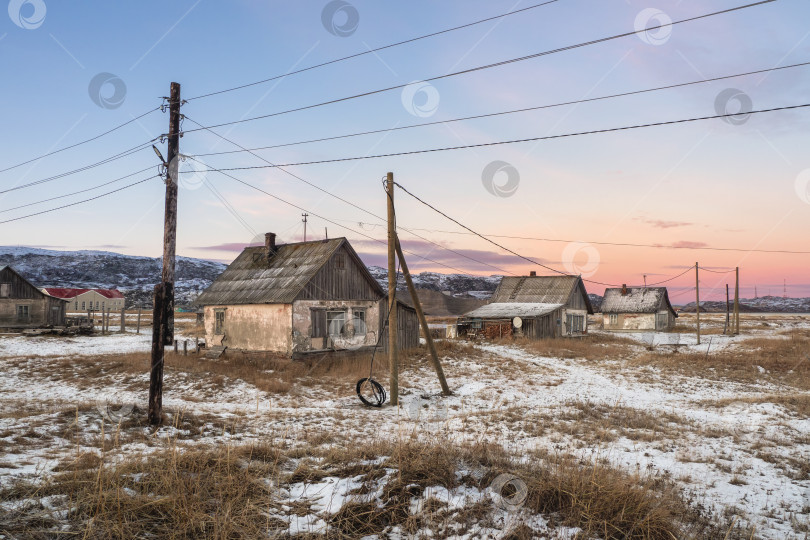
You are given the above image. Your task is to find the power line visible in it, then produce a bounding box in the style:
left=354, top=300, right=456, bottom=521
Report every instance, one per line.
left=186, top=0, right=561, bottom=102
left=191, top=158, right=486, bottom=275
left=0, top=142, right=155, bottom=195
left=0, top=165, right=157, bottom=215
left=698, top=266, right=736, bottom=274
left=0, top=176, right=160, bottom=225
left=183, top=116, right=515, bottom=276
left=392, top=180, right=621, bottom=287
left=192, top=60, right=810, bottom=158
left=394, top=227, right=810, bottom=255
left=0, top=107, right=161, bottom=175
left=184, top=103, right=810, bottom=173
left=182, top=1, right=773, bottom=134
left=646, top=267, right=695, bottom=286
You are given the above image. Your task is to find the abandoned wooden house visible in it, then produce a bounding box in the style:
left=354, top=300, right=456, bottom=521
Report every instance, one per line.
left=194, top=233, right=418, bottom=356
left=0, top=266, right=68, bottom=330
left=601, top=285, right=678, bottom=332
left=457, top=272, right=593, bottom=339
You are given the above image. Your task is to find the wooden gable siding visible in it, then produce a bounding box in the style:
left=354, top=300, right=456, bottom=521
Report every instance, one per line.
left=0, top=267, right=44, bottom=299
left=567, top=282, right=587, bottom=310
left=296, top=245, right=382, bottom=301
left=380, top=299, right=420, bottom=351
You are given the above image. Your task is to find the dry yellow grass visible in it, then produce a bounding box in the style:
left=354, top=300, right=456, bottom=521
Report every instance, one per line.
left=0, top=437, right=744, bottom=539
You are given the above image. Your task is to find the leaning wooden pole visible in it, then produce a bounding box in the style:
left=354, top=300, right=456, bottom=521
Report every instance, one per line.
left=695, top=262, right=701, bottom=346
left=734, top=266, right=740, bottom=335
left=386, top=172, right=399, bottom=406
left=394, top=236, right=451, bottom=396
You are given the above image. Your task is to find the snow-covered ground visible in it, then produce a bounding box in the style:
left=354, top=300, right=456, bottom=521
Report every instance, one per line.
left=0, top=318, right=808, bottom=538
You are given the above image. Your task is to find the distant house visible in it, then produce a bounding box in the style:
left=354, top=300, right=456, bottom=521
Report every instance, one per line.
left=42, top=288, right=125, bottom=313
left=601, top=285, right=678, bottom=332
left=194, top=233, right=418, bottom=356
left=458, top=272, right=593, bottom=339
left=0, top=266, right=67, bottom=329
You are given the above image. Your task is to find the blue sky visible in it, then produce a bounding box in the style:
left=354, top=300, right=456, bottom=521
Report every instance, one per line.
left=1, top=0, right=809, bottom=299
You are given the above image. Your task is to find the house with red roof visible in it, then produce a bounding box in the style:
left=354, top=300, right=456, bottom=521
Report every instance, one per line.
left=42, top=287, right=125, bottom=313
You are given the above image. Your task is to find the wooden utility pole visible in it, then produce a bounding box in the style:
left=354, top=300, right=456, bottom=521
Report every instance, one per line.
left=734, top=267, right=740, bottom=335
left=149, top=81, right=181, bottom=426
left=695, top=262, right=700, bottom=345
left=394, top=237, right=451, bottom=396
left=136, top=308, right=141, bottom=334
left=119, top=307, right=125, bottom=333
left=386, top=172, right=399, bottom=406
left=302, top=213, right=308, bottom=242
left=162, top=81, right=181, bottom=345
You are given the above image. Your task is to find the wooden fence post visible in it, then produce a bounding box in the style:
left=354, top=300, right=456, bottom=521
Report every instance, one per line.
left=120, top=307, right=126, bottom=333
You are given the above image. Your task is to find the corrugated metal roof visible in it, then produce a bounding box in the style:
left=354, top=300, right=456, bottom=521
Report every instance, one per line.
left=463, top=302, right=563, bottom=318
left=194, top=238, right=365, bottom=306
left=491, top=275, right=583, bottom=304
left=43, top=288, right=124, bottom=299
left=601, top=287, right=677, bottom=316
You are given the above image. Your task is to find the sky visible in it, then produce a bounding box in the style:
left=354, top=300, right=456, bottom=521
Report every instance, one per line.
left=0, top=0, right=809, bottom=300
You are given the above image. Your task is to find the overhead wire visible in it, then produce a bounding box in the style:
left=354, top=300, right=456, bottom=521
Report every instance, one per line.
left=0, top=175, right=161, bottom=225
left=184, top=103, right=810, bottom=173
left=187, top=0, right=561, bottom=102
left=192, top=60, right=810, bottom=158
left=0, top=165, right=157, bottom=215
left=182, top=115, right=515, bottom=276
left=0, top=142, right=156, bottom=195
left=185, top=154, right=480, bottom=275
left=0, top=107, right=161, bottom=175
left=182, top=0, right=775, bottom=134
left=392, top=228, right=810, bottom=255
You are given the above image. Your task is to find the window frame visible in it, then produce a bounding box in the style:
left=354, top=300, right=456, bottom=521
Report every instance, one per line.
left=214, top=310, right=226, bottom=335
left=16, top=305, right=30, bottom=320
left=326, top=310, right=347, bottom=337
left=0, top=283, right=10, bottom=298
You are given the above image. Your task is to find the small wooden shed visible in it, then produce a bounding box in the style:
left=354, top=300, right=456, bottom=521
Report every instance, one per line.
left=601, top=285, right=678, bottom=332
left=0, top=266, right=67, bottom=329
left=457, top=274, right=593, bottom=339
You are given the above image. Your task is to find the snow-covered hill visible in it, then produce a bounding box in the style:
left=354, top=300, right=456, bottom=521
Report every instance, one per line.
left=367, top=266, right=502, bottom=298
left=0, top=246, right=225, bottom=308
left=681, top=296, right=810, bottom=313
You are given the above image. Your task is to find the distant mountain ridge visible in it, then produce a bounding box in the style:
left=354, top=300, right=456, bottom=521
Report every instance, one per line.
left=2, top=247, right=806, bottom=313
left=0, top=246, right=225, bottom=307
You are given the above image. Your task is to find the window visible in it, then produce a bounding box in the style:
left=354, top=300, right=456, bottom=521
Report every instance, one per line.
left=95, top=301, right=99, bottom=310
left=311, top=309, right=326, bottom=338
left=0, top=283, right=9, bottom=298
left=347, top=309, right=366, bottom=337
left=81, top=301, right=86, bottom=310
left=334, top=254, right=345, bottom=270
left=656, top=312, right=669, bottom=329
left=74, top=301, right=79, bottom=310
left=215, top=310, right=225, bottom=334
left=102, top=301, right=105, bottom=311
left=16, top=305, right=30, bottom=320
left=609, top=313, right=618, bottom=325
left=566, top=314, right=585, bottom=334
left=326, top=310, right=346, bottom=337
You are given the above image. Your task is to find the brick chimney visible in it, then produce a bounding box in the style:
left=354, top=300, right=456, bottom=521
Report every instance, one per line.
left=621, top=283, right=628, bottom=296
left=265, top=232, right=277, bottom=259
left=529, top=270, right=537, bottom=277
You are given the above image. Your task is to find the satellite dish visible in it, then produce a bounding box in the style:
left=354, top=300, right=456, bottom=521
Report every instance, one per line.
left=512, top=316, right=523, bottom=329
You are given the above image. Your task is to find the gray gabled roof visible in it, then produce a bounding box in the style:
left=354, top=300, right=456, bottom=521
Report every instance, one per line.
left=601, top=287, right=677, bottom=317
left=490, top=275, right=593, bottom=314
left=194, top=237, right=382, bottom=306
left=463, top=302, right=563, bottom=319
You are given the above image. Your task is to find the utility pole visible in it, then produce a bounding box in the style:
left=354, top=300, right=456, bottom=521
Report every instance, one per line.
left=149, top=81, right=181, bottom=426
left=394, top=236, right=451, bottom=396
left=695, top=262, right=700, bottom=346
left=734, top=267, right=740, bottom=335
left=386, top=172, right=399, bottom=406
left=302, top=213, right=308, bottom=242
